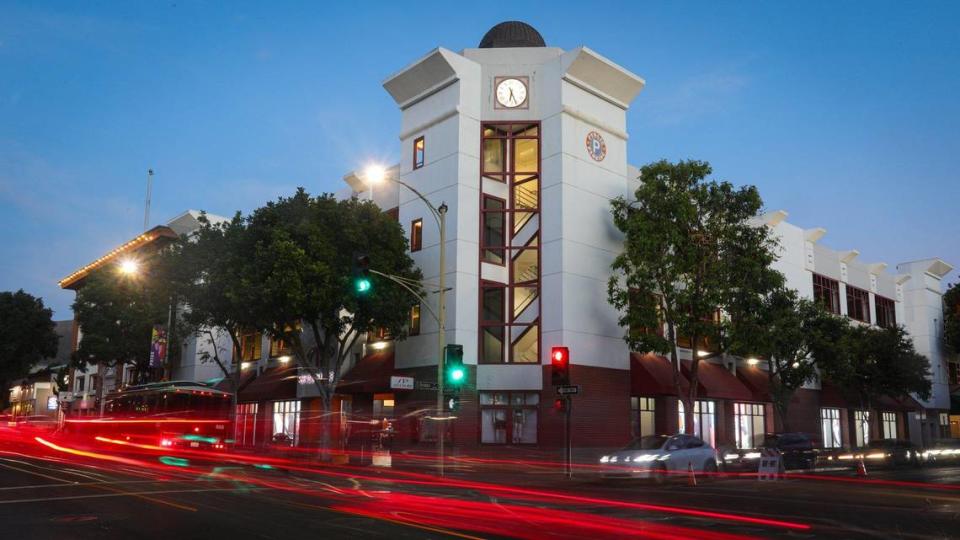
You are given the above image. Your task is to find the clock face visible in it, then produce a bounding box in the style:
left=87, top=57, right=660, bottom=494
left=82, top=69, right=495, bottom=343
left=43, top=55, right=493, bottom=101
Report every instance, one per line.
left=495, top=78, right=528, bottom=108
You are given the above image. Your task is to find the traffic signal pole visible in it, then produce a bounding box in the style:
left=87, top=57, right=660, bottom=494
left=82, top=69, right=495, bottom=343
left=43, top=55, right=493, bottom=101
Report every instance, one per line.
left=436, top=204, right=447, bottom=478
left=565, top=396, right=572, bottom=478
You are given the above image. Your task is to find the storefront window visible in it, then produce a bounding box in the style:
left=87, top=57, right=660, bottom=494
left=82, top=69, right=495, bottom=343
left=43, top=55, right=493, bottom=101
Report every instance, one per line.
left=480, top=391, right=538, bottom=444
left=236, top=403, right=258, bottom=446
left=855, top=410, right=870, bottom=447
left=734, top=402, right=765, bottom=449
left=941, top=412, right=951, bottom=439
left=678, top=399, right=715, bottom=447
left=272, top=400, right=300, bottom=446
left=631, top=397, right=656, bottom=438
left=373, top=393, right=395, bottom=419
left=881, top=411, right=898, bottom=440
left=820, top=407, right=842, bottom=448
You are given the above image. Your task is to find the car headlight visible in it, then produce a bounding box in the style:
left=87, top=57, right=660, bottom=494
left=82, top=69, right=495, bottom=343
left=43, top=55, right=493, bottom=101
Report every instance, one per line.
left=609, top=456, right=618, bottom=463
left=600, top=455, right=609, bottom=463
left=743, top=452, right=762, bottom=460
left=633, top=454, right=658, bottom=462
left=723, top=453, right=740, bottom=461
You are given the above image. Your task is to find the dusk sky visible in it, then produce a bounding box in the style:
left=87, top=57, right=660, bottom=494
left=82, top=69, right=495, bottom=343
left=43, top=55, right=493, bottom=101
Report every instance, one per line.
left=1, top=1, right=957, bottom=319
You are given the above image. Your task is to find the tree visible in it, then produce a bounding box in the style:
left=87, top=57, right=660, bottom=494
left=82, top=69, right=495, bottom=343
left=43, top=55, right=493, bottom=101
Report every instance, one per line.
left=0, top=290, right=59, bottom=409
left=608, top=159, right=783, bottom=433
left=72, top=268, right=169, bottom=385
left=164, top=212, right=262, bottom=420
left=817, top=323, right=931, bottom=410
left=736, top=288, right=843, bottom=431
left=244, top=189, right=421, bottom=456
left=944, top=282, right=960, bottom=355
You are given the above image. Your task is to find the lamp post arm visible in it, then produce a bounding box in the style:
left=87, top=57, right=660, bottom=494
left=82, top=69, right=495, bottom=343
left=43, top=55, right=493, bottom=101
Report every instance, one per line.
left=392, top=177, right=442, bottom=230
left=369, top=269, right=440, bottom=325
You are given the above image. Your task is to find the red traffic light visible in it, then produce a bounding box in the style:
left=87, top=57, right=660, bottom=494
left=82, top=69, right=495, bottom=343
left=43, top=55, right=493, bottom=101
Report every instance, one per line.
left=551, top=346, right=568, bottom=365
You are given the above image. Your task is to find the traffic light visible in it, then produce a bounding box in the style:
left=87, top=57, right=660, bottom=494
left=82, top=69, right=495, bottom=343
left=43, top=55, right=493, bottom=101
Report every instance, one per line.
left=444, top=344, right=465, bottom=388
left=353, top=254, right=371, bottom=294
left=553, top=398, right=567, bottom=412
left=551, top=346, right=570, bottom=386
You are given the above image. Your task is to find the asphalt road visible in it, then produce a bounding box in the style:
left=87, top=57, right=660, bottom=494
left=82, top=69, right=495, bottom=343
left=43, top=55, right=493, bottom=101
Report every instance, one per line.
left=2, top=433, right=959, bottom=540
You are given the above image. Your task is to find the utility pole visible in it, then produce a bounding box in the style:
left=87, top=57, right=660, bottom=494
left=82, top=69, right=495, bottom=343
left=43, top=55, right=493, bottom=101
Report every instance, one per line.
left=144, top=169, right=154, bottom=231
left=436, top=202, right=448, bottom=478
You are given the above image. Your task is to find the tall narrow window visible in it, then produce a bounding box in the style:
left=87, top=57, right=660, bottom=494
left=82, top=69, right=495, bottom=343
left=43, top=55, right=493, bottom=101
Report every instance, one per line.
left=678, top=400, right=716, bottom=447
left=631, top=397, right=656, bottom=438
left=236, top=403, right=258, bottom=446
left=846, top=285, right=870, bottom=323
left=410, top=219, right=423, bottom=252
left=413, top=136, right=425, bottom=170
left=881, top=412, right=898, bottom=439
left=820, top=408, right=842, bottom=448
left=480, top=282, right=506, bottom=364
left=409, top=304, right=421, bottom=336
left=813, top=274, right=841, bottom=314
left=875, top=295, right=896, bottom=328
left=272, top=400, right=300, bottom=446
left=734, top=402, right=766, bottom=449
left=854, top=410, right=870, bottom=447
left=481, top=196, right=505, bottom=264
left=240, top=330, right=262, bottom=362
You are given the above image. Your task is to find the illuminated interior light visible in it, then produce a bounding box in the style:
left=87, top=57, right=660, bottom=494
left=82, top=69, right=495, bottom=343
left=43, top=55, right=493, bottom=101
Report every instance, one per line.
left=277, top=355, right=291, bottom=363
left=370, top=341, right=389, bottom=351
left=746, top=358, right=759, bottom=366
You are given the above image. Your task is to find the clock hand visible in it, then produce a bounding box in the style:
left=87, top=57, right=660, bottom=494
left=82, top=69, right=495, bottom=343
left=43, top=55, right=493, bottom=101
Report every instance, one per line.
left=509, top=88, right=516, bottom=104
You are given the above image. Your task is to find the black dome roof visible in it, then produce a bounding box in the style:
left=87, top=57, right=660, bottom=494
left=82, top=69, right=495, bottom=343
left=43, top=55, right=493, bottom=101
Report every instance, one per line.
left=479, top=21, right=545, bottom=48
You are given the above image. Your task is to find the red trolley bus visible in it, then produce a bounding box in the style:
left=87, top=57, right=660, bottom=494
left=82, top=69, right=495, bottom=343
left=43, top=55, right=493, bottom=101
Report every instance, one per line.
left=64, top=381, right=233, bottom=450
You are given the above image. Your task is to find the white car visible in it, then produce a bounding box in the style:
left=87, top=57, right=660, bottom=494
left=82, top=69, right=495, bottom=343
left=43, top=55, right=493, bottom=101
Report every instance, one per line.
left=599, top=434, right=720, bottom=481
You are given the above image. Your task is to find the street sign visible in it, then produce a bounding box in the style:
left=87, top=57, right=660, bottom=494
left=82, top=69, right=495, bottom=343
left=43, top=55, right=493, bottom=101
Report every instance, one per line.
left=59, top=391, right=74, bottom=403
left=556, top=385, right=580, bottom=396
left=416, top=381, right=439, bottom=391
left=390, top=375, right=414, bottom=390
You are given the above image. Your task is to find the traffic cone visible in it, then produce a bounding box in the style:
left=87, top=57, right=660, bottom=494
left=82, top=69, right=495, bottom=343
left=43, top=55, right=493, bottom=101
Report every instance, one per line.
left=687, top=461, right=697, bottom=487
left=856, top=458, right=867, bottom=477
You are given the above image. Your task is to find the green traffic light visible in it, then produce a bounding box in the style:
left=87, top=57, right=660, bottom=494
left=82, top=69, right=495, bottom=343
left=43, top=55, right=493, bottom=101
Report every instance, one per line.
left=450, top=368, right=464, bottom=382
left=355, top=278, right=371, bottom=293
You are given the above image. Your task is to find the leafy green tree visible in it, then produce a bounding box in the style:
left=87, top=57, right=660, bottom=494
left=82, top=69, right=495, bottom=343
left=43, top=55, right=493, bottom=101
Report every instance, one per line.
left=72, top=268, right=169, bottom=386
left=244, top=189, right=421, bottom=455
left=817, top=323, right=931, bottom=410
left=737, top=288, right=843, bottom=431
left=944, top=282, right=960, bottom=355
left=164, top=213, right=258, bottom=391
left=0, top=290, right=59, bottom=408
left=609, top=159, right=782, bottom=432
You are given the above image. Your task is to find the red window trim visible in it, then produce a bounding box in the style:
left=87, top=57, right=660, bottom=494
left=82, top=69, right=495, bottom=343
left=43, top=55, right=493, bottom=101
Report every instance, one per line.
left=481, top=194, right=507, bottom=267
left=410, top=218, right=423, bottom=252
left=413, top=136, right=425, bottom=170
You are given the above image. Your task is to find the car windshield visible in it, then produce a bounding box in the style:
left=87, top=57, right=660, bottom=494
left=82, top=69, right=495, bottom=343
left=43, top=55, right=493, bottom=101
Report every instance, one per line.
left=623, top=435, right=668, bottom=451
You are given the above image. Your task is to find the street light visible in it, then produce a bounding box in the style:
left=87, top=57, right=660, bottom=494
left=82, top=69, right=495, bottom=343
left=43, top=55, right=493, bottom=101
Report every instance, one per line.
left=363, top=163, right=449, bottom=477
left=118, top=258, right=140, bottom=275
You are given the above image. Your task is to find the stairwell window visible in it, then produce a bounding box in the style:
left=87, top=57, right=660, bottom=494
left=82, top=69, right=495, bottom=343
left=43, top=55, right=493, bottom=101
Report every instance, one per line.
left=410, top=219, right=423, bottom=252
left=481, top=196, right=505, bottom=265
left=413, top=136, right=425, bottom=170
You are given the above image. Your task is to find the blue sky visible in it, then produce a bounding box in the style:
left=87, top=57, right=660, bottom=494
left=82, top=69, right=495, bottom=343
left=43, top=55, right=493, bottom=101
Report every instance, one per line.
left=1, top=1, right=958, bottom=319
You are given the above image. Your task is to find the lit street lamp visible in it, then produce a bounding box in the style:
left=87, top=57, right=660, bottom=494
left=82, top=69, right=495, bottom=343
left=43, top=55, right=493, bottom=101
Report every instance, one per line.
left=365, top=165, right=449, bottom=476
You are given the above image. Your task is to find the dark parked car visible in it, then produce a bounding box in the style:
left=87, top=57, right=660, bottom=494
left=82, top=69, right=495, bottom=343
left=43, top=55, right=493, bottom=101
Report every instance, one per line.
left=721, top=432, right=817, bottom=471
left=859, top=439, right=923, bottom=468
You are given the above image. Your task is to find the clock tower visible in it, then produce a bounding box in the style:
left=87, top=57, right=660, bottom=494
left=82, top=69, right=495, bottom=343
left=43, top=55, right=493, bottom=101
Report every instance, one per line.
left=373, top=21, right=645, bottom=449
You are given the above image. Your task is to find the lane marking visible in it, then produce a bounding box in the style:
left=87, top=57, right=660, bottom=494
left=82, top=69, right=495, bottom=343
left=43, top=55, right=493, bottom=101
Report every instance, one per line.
left=281, top=498, right=485, bottom=540
left=0, top=461, right=76, bottom=484
left=0, top=487, right=257, bottom=505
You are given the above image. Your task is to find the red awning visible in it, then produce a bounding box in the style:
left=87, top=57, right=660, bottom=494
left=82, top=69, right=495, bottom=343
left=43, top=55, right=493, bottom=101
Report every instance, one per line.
left=736, top=366, right=772, bottom=402
left=337, top=351, right=394, bottom=394
left=238, top=367, right=299, bottom=403
left=681, top=360, right=754, bottom=401
left=630, top=353, right=689, bottom=396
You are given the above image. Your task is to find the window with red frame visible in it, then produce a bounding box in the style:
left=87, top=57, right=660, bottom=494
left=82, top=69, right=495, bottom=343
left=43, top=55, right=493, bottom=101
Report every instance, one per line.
left=846, top=285, right=870, bottom=323
left=413, top=136, right=425, bottom=170
left=410, top=219, right=423, bottom=252
left=813, top=274, right=841, bottom=314
left=875, top=295, right=896, bottom=328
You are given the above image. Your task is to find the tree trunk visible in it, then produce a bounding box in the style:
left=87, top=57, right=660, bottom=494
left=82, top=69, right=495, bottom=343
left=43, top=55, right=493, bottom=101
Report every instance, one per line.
left=686, top=338, right=701, bottom=435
